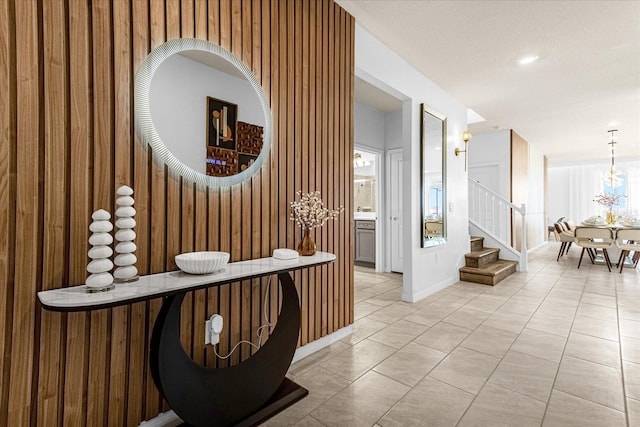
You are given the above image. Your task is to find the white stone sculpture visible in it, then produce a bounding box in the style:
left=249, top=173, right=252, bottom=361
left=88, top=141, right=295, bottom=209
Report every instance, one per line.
left=114, top=185, right=138, bottom=282
left=87, top=209, right=114, bottom=292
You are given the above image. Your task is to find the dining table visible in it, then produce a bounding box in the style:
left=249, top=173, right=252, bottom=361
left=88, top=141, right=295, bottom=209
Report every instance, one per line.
left=578, top=220, right=640, bottom=269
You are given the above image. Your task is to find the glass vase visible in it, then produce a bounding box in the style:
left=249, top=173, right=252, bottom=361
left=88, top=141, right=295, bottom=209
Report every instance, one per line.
left=297, top=228, right=316, bottom=256
left=605, top=209, right=616, bottom=225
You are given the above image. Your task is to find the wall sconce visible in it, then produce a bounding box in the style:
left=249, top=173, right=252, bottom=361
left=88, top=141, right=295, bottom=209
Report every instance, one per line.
left=455, top=130, right=472, bottom=171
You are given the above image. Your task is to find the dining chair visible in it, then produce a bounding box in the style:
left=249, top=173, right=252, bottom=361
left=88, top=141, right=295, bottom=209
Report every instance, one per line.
left=554, top=222, right=575, bottom=261
left=615, top=228, right=640, bottom=273
left=574, top=226, right=614, bottom=272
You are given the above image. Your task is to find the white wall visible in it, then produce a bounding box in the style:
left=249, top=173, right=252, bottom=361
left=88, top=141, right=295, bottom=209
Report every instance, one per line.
left=356, top=25, right=468, bottom=302
left=150, top=53, right=264, bottom=174
left=354, top=102, right=385, bottom=151
left=384, top=110, right=403, bottom=150
left=468, top=130, right=510, bottom=199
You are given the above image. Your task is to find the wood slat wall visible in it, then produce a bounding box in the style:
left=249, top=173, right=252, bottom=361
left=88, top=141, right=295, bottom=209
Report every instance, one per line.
left=0, top=1, right=354, bottom=425
left=510, top=130, right=529, bottom=251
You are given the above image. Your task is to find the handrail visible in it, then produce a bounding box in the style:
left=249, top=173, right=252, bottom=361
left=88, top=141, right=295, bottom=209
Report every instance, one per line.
left=469, top=179, right=525, bottom=214
left=468, top=179, right=528, bottom=271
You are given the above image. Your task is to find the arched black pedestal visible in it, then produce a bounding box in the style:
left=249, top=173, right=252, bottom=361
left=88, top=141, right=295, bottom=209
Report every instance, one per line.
left=149, top=272, right=307, bottom=427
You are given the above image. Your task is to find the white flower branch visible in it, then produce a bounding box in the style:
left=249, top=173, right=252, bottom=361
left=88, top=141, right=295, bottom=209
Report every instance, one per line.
left=289, top=190, right=344, bottom=230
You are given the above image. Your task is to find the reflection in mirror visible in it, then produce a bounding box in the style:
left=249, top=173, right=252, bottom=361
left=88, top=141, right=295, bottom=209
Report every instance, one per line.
left=135, top=39, right=272, bottom=187
left=354, top=150, right=377, bottom=215
left=421, top=104, right=447, bottom=248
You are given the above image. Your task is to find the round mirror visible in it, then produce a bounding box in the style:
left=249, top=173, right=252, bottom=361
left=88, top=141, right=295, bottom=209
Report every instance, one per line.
left=134, top=38, right=272, bottom=187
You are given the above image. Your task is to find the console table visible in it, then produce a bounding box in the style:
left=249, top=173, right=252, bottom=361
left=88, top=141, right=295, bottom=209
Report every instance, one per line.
left=38, top=252, right=336, bottom=426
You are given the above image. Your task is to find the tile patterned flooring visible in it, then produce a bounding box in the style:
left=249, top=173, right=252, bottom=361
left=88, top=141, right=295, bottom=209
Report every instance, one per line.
left=263, top=242, right=640, bottom=426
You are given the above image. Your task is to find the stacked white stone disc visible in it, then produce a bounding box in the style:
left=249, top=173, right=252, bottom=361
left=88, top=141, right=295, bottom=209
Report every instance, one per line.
left=87, top=209, right=115, bottom=292
left=114, top=185, right=139, bottom=282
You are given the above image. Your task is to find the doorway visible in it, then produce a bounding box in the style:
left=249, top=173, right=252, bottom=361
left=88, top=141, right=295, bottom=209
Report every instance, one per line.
left=354, top=147, right=381, bottom=270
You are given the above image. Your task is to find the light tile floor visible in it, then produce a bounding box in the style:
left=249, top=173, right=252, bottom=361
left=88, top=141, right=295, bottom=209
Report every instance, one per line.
left=263, top=242, right=640, bottom=426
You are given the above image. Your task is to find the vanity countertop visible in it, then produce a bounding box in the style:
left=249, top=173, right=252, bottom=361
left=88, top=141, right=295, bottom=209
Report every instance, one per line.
left=38, top=252, right=336, bottom=312
left=354, top=212, right=377, bottom=221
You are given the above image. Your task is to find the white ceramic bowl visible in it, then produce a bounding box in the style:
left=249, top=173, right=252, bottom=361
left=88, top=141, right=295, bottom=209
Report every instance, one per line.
left=175, top=251, right=230, bottom=274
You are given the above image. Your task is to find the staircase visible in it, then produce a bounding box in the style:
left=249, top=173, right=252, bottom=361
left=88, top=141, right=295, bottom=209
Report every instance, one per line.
left=459, top=236, right=517, bottom=286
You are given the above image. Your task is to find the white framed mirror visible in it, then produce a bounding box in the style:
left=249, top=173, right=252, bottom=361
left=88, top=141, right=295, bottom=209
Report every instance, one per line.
left=421, top=104, right=447, bottom=248
left=134, top=38, right=272, bottom=187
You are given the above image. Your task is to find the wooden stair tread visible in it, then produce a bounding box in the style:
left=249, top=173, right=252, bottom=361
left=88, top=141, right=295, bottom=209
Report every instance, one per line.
left=461, top=236, right=517, bottom=286
left=465, top=248, right=500, bottom=259
left=459, top=259, right=517, bottom=286
left=459, top=260, right=517, bottom=276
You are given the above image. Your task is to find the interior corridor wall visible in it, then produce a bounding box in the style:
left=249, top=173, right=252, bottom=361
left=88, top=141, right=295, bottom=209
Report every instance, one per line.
left=354, top=102, right=385, bottom=151
left=354, top=24, right=468, bottom=302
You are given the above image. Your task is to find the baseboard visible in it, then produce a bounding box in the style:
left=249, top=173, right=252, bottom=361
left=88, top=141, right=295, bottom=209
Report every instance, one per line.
left=138, top=326, right=353, bottom=427
left=402, top=275, right=458, bottom=303
left=527, top=242, right=547, bottom=253
left=291, top=325, right=352, bottom=363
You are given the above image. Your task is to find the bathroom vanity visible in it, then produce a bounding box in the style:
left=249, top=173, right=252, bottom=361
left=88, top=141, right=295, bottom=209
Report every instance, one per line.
left=38, top=252, right=336, bottom=427
left=354, top=219, right=376, bottom=266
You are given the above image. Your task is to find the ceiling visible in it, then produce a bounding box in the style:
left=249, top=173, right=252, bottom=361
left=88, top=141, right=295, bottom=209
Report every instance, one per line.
left=338, top=0, right=640, bottom=163
left=354, top=76, right=403, bottom=113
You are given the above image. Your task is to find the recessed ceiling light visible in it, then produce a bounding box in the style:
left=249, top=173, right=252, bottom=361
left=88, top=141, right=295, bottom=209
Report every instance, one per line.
left=518, top=55, right=539, bottom=65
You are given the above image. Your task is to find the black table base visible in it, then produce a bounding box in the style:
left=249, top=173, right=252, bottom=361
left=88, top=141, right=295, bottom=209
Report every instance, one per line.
left=150, top=272, right=306, bottom=427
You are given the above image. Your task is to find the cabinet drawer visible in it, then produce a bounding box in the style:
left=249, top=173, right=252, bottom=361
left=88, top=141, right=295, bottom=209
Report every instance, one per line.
left=356, top=220, right=375, bottom=230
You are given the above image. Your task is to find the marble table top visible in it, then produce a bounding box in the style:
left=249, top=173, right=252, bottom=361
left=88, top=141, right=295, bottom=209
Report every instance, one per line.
left=38, top=252, right=336, bottom=312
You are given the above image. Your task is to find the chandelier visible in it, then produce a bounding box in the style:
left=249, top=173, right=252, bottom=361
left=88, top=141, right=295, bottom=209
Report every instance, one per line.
left=602, top=130, right=623, bottom=188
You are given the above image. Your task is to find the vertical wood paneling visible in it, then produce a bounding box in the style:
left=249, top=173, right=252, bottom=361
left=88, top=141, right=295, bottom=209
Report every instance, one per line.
left=1, top=1, right=354, bottom=425
left=269, top=0, right=280, bottom=331
left=125, top=1, right=148, bottom=425
left=0, top=0, right=15, bottom=425
left=63, top=3, right=93, bottom=425
left=87, top=1, right=114, bottom=424
left=37, top=1, right=67, bottom=425
left=250, top=0, right=262, bottom=358
left=110, top=0, right=132, bottom=425
left=511, top=130, right=529, bottom=251
left=308, top=0, right=317, bottom=341
left=146, top=0, right=166, bottom=417
left=299, top=0, right=309, bottom=345
left=192, top=0, right=209, bottom=369
left=313, top=0, right=323, bottom=339
left=10, top=0, right=40, bottom=424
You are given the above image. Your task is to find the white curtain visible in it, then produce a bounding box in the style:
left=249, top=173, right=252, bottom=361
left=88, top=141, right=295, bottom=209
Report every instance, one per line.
left=549, top=157, right=640, bottom=224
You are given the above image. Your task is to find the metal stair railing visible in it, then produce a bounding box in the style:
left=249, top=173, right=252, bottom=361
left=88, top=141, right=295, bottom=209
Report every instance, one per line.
left=468, top=178, right=527, bottom=271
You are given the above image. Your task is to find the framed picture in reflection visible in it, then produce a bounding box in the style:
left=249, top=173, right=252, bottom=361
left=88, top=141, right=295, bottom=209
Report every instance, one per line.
left=206, top=97, right=237, bottom=151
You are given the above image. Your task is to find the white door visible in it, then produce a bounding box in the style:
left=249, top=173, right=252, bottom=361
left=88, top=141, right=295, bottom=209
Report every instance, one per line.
left=388, top=149, right=403, bottom=273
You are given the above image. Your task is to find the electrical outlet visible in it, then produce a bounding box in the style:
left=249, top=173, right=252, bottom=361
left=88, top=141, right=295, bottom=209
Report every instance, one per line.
left=205, top=314, right=223, bottom=346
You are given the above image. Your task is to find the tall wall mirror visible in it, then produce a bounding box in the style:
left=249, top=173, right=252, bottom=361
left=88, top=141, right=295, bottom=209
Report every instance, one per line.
left=135, top=38, right=272, bottom=187
left=421, top=104, right=447, bottom=248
